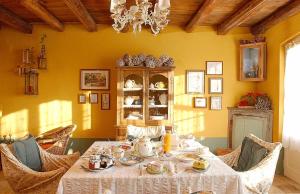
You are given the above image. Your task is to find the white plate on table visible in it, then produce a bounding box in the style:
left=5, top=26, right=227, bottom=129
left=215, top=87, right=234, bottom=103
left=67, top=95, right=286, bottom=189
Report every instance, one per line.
left=119, top=156, right=144, bottom=166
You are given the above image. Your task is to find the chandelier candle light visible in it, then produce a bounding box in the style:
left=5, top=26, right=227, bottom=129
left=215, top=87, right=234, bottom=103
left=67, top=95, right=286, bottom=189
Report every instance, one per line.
left=110, top=0, right=170, bottom=35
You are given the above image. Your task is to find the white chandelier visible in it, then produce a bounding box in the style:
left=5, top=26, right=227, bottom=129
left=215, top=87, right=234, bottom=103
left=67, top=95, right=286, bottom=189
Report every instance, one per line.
left=110, top=0, right=171, bottom=35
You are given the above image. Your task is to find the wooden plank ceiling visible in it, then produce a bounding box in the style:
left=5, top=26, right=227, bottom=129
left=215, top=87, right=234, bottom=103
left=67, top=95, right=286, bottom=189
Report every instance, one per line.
left=0, top=0, right=299, bottom=35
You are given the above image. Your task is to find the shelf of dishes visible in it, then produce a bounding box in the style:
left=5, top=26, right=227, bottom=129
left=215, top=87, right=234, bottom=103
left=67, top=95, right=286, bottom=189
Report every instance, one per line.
left=148, top=105, right=168, bottom=108
left=125, top=111, right=143, bottom=120
left=149, top=115, right=168, bottom=120
left=124, top=79, right=168, bottom=91
left=123, top=88, right=143, bottom=91
left=123, top=105, right=142, bottom=108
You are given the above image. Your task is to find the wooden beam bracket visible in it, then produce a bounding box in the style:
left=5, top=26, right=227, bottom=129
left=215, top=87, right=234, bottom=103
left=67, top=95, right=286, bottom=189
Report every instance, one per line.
left=217, top=0, right=267, bottom=35
left=0, top=5, right=32, bottom=33
left=21, top=0, right=64, bottom=31
left=251, top=0, right=300, bottom=35
left=64, top=0, right=97, bottom=32
left=185, top=0, right=217, bottom=33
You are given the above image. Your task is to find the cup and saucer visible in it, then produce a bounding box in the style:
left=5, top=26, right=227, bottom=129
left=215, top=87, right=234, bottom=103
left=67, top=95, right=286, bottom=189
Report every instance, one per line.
left=145, top=161, right=165, bottom=174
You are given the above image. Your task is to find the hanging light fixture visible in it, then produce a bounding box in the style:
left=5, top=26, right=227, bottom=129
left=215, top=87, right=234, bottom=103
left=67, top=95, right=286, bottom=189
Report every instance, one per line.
left=110, top=0, right=171, bottom=35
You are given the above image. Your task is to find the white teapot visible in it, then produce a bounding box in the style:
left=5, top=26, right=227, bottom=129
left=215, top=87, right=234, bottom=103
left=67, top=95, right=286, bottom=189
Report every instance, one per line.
left=134, top=136, right=153, bottom=157
left=125, top=80, right=136, bottom=88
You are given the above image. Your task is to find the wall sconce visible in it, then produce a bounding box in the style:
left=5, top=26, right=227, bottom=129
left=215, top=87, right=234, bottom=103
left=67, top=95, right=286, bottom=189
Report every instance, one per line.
left=38, top=34, right=47, bottom=69
left=24, top=68, right=39, bottom=95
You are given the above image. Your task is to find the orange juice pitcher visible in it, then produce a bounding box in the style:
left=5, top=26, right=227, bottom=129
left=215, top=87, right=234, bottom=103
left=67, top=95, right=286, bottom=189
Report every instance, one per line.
left=163, top=131, right=172, bottom=153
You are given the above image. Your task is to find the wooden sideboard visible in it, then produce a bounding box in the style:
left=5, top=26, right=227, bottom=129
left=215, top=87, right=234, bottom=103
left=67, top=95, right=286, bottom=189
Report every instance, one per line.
left=227, top=107, right=273, bottom=149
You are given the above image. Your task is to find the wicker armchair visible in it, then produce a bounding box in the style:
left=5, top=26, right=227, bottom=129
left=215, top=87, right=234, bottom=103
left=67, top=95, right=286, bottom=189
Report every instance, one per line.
left=0, top=143, right=79, bottom=194
left=36, top=124, right=76, bottom=155
left=219, top=134, right=282, bottom=194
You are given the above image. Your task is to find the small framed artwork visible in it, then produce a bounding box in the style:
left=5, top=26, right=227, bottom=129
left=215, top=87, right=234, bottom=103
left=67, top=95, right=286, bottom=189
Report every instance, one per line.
left=80, top=69, right=110, bottom=90
left=206, top=61, right=223, bottom=75
left=78, top=94, right=86, bottom=104
left=210, top=96, right=222, bottom=110
left=90, top=93, right=98, bottom=104
left=194, top=97, right=207, bottom=108
left=209, top=78, right=223, bottom=94
left=101, top=93, right=110, bottom=110
left=186, top=70, right=205, bottom=94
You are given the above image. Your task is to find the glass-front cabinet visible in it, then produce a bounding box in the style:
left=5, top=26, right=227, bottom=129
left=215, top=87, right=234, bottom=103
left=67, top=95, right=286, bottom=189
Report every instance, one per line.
left=116, top=66, right=174, bottom=139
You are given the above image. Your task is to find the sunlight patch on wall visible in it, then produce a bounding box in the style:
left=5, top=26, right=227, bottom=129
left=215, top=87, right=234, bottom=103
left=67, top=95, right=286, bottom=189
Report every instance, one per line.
left=82, top=102, right=91, bottom=130
left=174, top=110, right=205, bottom=137
left=173, top=75, right=206, bottom=137
left=0, top=109, right=28, bottom=138
left=39, top=100, right=72, bottom=134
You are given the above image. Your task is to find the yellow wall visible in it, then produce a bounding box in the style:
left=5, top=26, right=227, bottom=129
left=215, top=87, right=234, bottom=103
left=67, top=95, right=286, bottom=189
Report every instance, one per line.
left=0, top=25, right=255, bottom=139
left=257, top=13, right=300, bottom=142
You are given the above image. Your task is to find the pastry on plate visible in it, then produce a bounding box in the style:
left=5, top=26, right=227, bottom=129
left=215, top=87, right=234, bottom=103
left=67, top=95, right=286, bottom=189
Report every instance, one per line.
left=192, top=158, right=209, bottom=170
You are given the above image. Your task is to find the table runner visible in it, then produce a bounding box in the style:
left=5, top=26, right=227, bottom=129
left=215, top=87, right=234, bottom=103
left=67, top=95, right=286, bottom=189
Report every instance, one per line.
left=57, top=142, right=242, bottom=194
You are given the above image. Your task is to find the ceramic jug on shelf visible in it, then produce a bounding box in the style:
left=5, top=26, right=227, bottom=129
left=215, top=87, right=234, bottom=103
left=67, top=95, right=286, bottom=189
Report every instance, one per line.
left=125, top=96, right=134, bottom=105
left=125, top=80, right=136, bottom=88
left=155, top=82, right=165, bottom=89
left=134, top=136, right=153, bottom=157
left=159, top=93, right=167, bottom=105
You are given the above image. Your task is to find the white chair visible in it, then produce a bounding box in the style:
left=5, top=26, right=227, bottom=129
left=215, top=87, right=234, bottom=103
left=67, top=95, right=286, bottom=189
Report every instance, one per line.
left=126, top=125, right=166, bottom=141
left=219, top=134, right=282, bottom=194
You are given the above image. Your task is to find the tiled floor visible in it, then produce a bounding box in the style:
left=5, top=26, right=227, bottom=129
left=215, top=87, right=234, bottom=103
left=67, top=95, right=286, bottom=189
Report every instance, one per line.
left=0, top=171, right=300, bottom=194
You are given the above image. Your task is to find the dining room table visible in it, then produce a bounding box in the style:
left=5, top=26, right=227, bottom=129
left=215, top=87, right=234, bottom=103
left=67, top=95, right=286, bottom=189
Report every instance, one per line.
left=57, top=141, right=243, bottom=194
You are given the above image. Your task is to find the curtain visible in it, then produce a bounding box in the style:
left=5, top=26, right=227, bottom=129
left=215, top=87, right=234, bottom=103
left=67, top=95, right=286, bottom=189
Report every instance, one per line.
left=282, top=37, right=300, bottom=151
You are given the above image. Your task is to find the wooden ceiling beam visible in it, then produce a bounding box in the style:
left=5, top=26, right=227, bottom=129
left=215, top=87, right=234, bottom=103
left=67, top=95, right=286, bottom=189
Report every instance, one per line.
left=63, top=0, right=97, bottom=32
left=21, top=0, right=64, bottom=31
left=0, top=5, right=32, bottom=33
left=185, top=0, right=218, bottom=32
left=217, top=0, right=267, bottom=35
left=251, top=0, right=300, bottom=35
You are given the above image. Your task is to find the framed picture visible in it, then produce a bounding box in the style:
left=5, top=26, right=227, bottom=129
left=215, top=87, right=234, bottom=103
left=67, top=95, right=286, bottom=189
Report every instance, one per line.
left=78, top=94, right=86, bottom=104
left=206, top=61, right=223, bottom=75
left=90, top=93, right=98, bottom=104
left=194, top=97, right=207, bottom=108
left=240, top=42, right=266, bottom=81
left=186, top=70, right=205, bottom=94
left=80, top=69, right=110, bottom=90
left=101, top=93, right=110, bottom=110
left=209, top=78, right=223, bottom=94
left=210, top=96, right=222, bottom=110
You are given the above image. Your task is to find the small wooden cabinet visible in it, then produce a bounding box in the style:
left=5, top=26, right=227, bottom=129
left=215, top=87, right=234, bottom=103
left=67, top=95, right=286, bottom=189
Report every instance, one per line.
left=227, top=107, right=273, bottom=149
left=116, top=66, right=175, bottom=140
left=240, top=42, right=266, bottom=81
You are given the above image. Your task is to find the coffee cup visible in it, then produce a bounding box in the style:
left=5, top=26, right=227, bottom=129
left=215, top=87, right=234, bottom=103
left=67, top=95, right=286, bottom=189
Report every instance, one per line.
left=147, top=161, right=163, bottom=173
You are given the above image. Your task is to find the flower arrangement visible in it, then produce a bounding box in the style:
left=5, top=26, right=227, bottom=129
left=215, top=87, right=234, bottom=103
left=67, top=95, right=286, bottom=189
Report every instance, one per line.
left=116, top=53, right=175, bottom=68
left=238, top=92, right=272, bottom=110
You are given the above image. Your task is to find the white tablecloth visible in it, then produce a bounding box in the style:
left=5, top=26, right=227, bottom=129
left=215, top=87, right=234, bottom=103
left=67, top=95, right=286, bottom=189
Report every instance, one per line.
left=57, top=142, right=242, bottom=194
